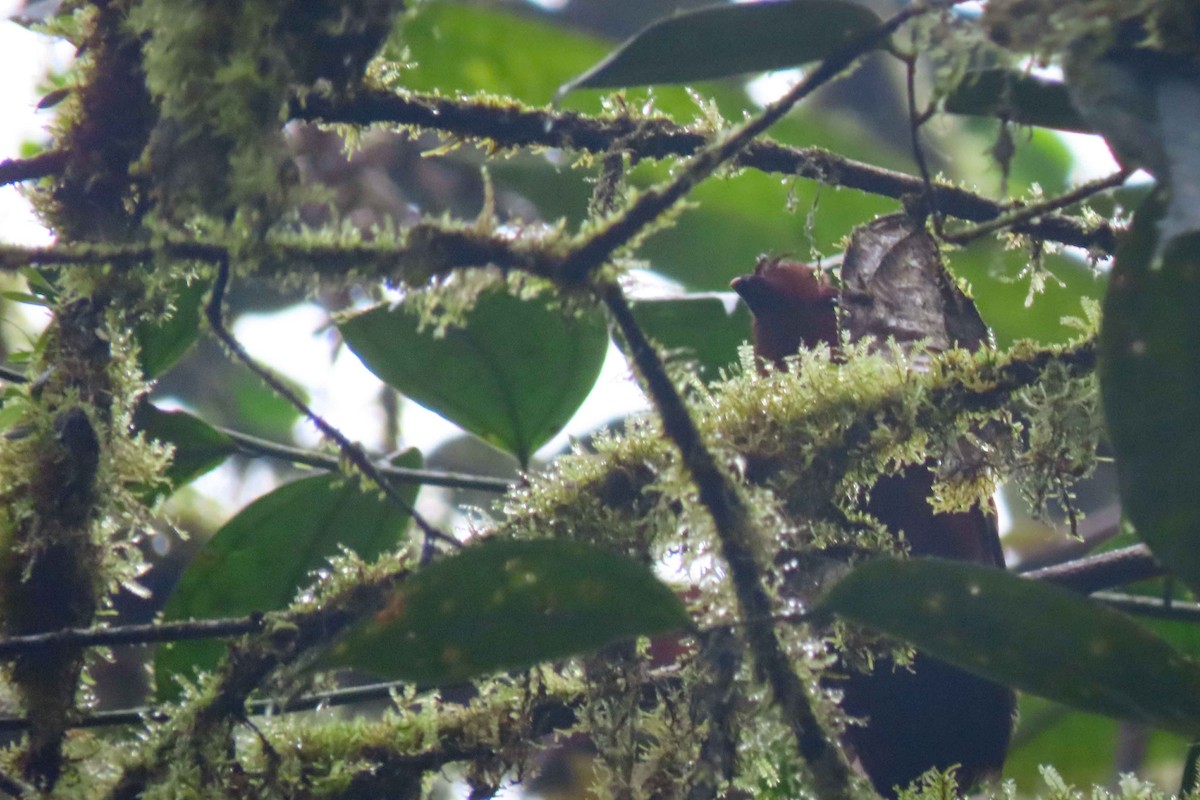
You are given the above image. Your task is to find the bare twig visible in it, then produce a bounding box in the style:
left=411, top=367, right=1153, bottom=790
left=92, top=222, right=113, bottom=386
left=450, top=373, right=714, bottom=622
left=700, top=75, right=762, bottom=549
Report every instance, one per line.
left=1019, top=544, right=1165, bottom=594
left=204, top=256, right=462, bottom=554
left=219, top=425, right=512, bottom=493
left=900, top=52, right=942, bottom=232
left=0, top=615, right=265, bottom=660
left=1091, top=592, right=1200, bottom=623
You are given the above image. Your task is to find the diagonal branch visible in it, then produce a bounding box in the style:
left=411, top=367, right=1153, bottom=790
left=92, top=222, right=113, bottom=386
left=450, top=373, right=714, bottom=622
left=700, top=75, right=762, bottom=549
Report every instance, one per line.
left=601, top=281, right=859, bottom=800
left=203, top=257, right=463, bottom=556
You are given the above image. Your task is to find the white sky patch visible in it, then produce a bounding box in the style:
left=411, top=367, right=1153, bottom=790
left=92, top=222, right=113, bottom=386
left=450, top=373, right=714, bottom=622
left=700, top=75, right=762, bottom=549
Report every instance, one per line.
left=0, top=16, right=73, bottom=246
left=745, top=68, right=804, bottom=108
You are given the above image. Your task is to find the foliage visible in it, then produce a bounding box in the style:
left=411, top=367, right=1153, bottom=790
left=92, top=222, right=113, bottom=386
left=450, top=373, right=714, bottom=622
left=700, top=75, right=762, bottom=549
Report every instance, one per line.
left=0, top=1, right=1193, bottom=799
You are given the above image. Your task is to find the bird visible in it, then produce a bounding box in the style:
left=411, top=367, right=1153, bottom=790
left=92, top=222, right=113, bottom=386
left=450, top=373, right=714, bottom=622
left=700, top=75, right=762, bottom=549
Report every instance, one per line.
left=732, top=255, right=1015, bottom=798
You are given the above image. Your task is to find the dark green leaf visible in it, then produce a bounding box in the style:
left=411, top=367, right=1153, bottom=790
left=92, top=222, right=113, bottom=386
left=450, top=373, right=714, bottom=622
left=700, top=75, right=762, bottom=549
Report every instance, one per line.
left=339, top=293, right=607, bottom=466
left=1101, top=190, right=1200, bottom=596
left=324, top=539, right=689, bottom=684
left=628, top=295, right=750, bottom=381
left=558, top=0, right=881, bottom=96
left=821, top=558, right=1200, bottom=736
left=155, top=454, right=421, bottom=699
left=136, top=280, right=206, bottom=379
left=943, top=69, right=1092, bottom=133
left=133, top=404, right=237, bottom=499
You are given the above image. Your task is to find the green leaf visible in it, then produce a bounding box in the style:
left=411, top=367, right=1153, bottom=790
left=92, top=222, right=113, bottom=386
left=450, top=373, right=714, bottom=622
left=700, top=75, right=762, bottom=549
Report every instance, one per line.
left=628, top=295, right=750, bottom=382
left=558, top=0, right=881, bottom=96
left=943, top=69, right=1092, bottom=133
left=324, top=538, right=689, bottom=684
left=154, top=454, right=421, bottom=699
left=821, top=558, right=1200, bottom=736
left=136, top=280, right=206, bottom=379
left=132, top=404, right=237, bottom=499
left=393, top=3, right=608, bottom=108
left=231, top=365, right=307, bottom=442
left=1101, top=190, right=1200, bottom=596
left=339, top=293, right=607, bottom=466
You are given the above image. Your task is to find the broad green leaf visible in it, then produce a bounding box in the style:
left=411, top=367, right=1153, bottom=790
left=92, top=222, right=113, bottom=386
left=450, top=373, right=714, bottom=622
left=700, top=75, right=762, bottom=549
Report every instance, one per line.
left=392, top=2, right=608, bottom=109
left=821, top=558, right=1200, bottom=736
left=943, top=69, right=1092, bottom=133
left=132, top=404, right=237, bottom=499
left=154, top=453, right=421, bottom=699
left=136, top=280, right=206, bottom=379
left=324, top=538, right=689, bottom=684
left=628, top=295, right=750, bottom=381
left=339, top=293, right=607, bottom=466
left=1101, top=190, right=1200, bottom=596
left=558, top=0, right=881, bottom=96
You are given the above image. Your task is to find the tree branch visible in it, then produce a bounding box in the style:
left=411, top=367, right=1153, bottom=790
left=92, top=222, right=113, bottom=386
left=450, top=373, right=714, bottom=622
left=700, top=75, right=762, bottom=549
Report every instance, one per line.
left=600, top=281, right=859, bottom=800
left=0, top=615, right=264, bottom=661
left=1019, top=544, right=1165, bottom=595
left=204, top=256, right=462, bottom=556
left=292, top=89, right=1115, bottom=254
left=0, top=150, right=67, bottom=188
left=1091, top=592, right=1200, bottom=623
left=218, top=425, right=513, bottom=493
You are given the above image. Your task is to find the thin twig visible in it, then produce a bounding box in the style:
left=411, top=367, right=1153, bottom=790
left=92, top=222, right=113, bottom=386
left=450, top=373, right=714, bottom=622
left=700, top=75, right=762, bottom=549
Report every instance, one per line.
left=942, top=168, right=1133, bottom=246
left=1019, top=544, right=1164, bottom=595
left=1091, top=592, right=1200, bottom=623
left=900, top=51, right=942, bottom=233
left=600, top=281, right=858, bottom=800
left=0, top=365, right=513, bottom=492
left=204, top=256, right=462, bottom=554
left=0, top=615, right=265, bottom=660
left=219, top=425, right=512, bottom=493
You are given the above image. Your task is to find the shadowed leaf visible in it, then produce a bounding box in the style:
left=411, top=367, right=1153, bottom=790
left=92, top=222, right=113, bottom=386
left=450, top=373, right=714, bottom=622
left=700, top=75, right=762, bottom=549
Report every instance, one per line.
left=822, top=558, right=1200, bottom=736
left=325, top=538, right=689, bottom=684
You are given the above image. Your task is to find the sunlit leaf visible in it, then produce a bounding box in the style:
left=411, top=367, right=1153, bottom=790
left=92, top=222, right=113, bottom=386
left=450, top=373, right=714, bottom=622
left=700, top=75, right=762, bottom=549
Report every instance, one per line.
left=822, top=558, right=1200, bottom=736
left=339, top=293, right=607, bottom=466
left=325, top=539, right=690, bottom=684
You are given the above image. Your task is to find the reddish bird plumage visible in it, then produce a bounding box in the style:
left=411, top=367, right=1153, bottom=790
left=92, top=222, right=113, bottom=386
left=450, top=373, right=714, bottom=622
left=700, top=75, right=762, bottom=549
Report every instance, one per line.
left=732, top=256, right=1014, bottom=798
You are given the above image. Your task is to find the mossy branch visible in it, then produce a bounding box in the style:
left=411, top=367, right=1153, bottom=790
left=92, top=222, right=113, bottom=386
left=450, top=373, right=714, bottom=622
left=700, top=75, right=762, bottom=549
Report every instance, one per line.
left=290, top=88, right=1115, bottom=254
